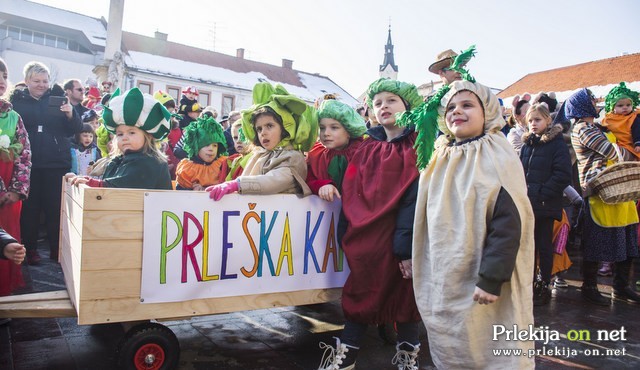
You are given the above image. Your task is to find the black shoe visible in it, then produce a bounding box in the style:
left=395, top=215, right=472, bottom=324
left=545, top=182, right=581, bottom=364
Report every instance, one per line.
left=533, top=281, right=551, bottom=306
left=581, top=285, right=610, bottom=306
left=0, top=318, right=11, bottom=326
left=612, top=287, right=640, bottom=304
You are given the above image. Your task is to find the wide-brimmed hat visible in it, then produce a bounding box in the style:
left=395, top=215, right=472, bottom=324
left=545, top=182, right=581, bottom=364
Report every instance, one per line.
left=428, top=49, right=458, bottom=74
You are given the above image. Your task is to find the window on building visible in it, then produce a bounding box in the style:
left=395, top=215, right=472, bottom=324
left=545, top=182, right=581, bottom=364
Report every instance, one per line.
left=68, top=40, right=79, bottom=52
left=221, top=95, right=235, bottom=117
left=137, top=81, right=153, bottom=95
left=33, top=32, right=45, bottom=45
left=166, top=86, right=180, bottom=102
left=1, top=25, right=92, bottom=54
left=8, top=27, right=20, bottom=40
left=199, top=91, right=210, bottom=107
left=20, top=29, right=32, bottom=42
left=56, top=37, right=68, bottom=49
left=45, top=34, right=56, bottom=47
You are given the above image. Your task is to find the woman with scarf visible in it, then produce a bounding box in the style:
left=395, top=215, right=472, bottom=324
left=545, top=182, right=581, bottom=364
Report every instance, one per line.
left=561, top=88, right=640, bottom=305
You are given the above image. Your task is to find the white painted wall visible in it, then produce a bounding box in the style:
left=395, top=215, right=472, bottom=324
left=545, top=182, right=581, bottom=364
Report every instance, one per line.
left=0, top=49, right=97, bottom=86
left=129, top=71, right=254, bottom=113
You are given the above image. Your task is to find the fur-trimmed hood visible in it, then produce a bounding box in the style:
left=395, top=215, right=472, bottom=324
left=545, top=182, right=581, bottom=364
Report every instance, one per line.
left=521, top=123, right=564, bottom=144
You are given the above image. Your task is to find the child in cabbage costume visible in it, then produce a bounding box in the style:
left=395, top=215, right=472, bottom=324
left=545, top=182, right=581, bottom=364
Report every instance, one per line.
left=306, top=99, right=366, bottom=201
left=318, top=78, right=424, bottom=370
left=206, top=82, right=317, bottom=200
left=175, top=115, right=229, bottom=190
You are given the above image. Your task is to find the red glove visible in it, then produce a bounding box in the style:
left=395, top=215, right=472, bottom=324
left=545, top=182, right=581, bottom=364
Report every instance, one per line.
left=206, top=180, right=239, bottom=201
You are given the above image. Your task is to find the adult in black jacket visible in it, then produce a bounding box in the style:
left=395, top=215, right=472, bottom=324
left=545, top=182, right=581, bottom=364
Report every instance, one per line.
left=10, top=61, right=82, bottom=264
left=520, top=103, right=571, bottom=305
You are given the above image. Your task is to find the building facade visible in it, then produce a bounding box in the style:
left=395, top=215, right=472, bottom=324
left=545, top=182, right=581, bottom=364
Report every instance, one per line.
left=0, top=0, right=357, bottom=115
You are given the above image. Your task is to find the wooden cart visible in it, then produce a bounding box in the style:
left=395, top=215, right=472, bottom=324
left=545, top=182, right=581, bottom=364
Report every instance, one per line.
left=0, top=183, right=342, bottom=369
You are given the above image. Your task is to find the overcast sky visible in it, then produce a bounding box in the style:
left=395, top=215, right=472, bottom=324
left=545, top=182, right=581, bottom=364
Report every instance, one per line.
left=33, top=0, right=640, bottom=97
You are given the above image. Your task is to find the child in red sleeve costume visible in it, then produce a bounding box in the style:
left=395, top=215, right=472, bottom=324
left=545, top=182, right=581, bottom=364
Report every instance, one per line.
left=306, top=99, right=366, bottom=201
left=318, top=79, right=423, bottom=370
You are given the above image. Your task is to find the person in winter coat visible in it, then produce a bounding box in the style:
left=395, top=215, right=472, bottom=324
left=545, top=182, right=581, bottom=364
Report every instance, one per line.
left=519, top=103, right=571, bottom=305
left=10, top=61, right=82, bottom=264
left=561, top=88, right=640, bottom=305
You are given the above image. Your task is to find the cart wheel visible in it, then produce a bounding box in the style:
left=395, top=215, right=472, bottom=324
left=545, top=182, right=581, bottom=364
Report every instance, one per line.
left=117, top=322, right=180, bottom=370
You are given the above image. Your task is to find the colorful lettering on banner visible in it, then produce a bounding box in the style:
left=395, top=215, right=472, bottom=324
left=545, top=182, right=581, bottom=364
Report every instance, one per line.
left=141, top=193, right=349, bottom=304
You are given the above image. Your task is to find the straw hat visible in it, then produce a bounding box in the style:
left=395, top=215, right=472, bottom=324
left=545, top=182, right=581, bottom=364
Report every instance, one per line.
left=428, top=49, right=458, bottom=74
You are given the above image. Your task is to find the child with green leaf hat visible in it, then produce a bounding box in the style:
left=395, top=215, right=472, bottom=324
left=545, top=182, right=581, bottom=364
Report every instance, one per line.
left=206, top=81, right=317, bottom=201
left=407, top=48, right=535, bottom=369
left=175, top=115, right=229, bottom=190
left=66, top=87, right=172, bottom=190
left=318, top=78, right=423, bottom=370
left=601, top=82, right=640, bottom=159
left=306, top=99, right=366, bottom=201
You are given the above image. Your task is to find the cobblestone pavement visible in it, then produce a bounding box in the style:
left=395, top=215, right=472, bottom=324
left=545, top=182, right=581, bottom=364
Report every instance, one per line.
left=1, top=242, right=639, bottom=369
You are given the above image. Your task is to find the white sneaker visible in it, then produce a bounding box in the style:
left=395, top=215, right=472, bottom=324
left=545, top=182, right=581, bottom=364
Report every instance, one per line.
left=317, top=337, right=358, bottom=370
left=392, top=341, right=420, bottom=370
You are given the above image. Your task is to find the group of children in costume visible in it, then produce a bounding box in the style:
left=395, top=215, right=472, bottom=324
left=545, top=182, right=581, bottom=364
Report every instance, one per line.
left=60, top=50, right=640, bottom=369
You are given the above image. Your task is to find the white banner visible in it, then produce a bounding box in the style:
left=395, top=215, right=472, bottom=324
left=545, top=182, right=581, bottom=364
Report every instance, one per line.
left=141, top=192, right=349, bottom=304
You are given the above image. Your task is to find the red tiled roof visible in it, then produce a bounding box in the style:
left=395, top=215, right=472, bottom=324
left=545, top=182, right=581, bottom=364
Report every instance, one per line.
left=121, top=32, right=305, bottom=87
left=498, top=53, right=640, bottom=98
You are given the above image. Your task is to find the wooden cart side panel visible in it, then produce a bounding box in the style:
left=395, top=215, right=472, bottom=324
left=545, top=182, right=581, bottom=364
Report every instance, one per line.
left=64, top=181, right=85, bottom=211
left=79, top=268, right=141, bottom=300
left=62, top=184, right=84, bottom=239
left=81, top=210, right=142, bottom=241
left=60, top=220, right=81, bottom=310
left=60, top=184, right=84, bottom=314
left=77, top=288, right=343, bottom=325
left=81, top=240, right=142, bottom=271
left=72, top=186, right=344, bottom=325
left=82, top=187, right=172, bottom=211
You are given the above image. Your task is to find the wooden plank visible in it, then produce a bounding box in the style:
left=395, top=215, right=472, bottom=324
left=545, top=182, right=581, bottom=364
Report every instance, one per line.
left=81, top=240, right=142, bottom=271
left=79, top=269, right=141, bottom=300
left=0, top=290, right=70, bottom=303
left=77, top=288, right=342, bottom=325
left=64, top=181, right=85, bottom=211
left=0, top=301, right=76, bottom=318
left=82, top=211, right=142, bottom=240
left=82, top=187, right=172, bottom=211
left=61, top=186, right=83, bottom=238
left=0, top=290, right=76, bottom=318
left=60, top=222, right=81, bottom=312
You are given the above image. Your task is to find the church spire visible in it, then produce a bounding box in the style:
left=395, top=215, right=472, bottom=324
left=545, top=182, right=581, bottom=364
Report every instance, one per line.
left=379, top=24, right=398, bottom=80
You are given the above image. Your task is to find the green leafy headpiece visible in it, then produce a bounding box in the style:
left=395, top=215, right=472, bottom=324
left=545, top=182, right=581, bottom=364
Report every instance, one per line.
left=365, top=79, right=423, bottom=111
left=181, top=116, right=228, bottom=158
left=241, top=81, right=318, bottom=151
left=317, top=99, right=367, bottom=138
left=396, top=45, right=477, bottom=170
left=604, top=82, right=640, bottom=113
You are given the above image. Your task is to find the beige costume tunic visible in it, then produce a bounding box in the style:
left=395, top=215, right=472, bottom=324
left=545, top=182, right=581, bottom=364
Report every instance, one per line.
left=412, top=81, right=535, bottom=369
left=238, top=145, right=311, bottom=196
